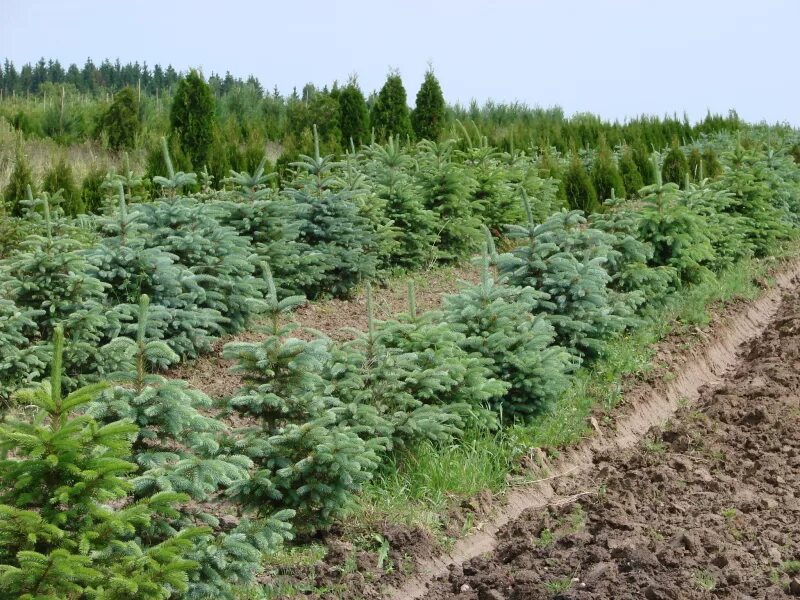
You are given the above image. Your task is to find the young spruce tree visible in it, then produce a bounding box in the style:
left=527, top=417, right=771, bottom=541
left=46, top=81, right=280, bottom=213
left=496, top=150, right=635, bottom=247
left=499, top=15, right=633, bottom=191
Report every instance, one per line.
left=0, top=326, right=205, bottom=599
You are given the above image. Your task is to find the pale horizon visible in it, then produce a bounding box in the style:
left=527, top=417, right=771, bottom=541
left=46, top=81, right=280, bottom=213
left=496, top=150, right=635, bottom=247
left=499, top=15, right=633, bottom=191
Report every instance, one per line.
left=1, top=0, right=798, bottom=126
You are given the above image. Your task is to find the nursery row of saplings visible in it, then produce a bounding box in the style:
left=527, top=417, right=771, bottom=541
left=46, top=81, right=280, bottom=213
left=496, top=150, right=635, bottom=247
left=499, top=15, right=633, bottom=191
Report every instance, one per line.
left=1, top=130, right=799, bottom=598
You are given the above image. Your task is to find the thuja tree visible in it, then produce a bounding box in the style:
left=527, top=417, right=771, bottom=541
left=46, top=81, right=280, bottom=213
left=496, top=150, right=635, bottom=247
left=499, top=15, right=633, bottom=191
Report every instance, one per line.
left=170, top=69, right=216, bottom=168
left=618, top=145, right=644, bottom=197
left=223, top=266, right=379, bottom=530
left=591, top=139, right=626, bottom=202
left=42, top=155, right=83, bottom=215
left=371, top=71, right=413, bottom=141
left=496, top=192, right=637, bottom=357
left=86, top=295, right=293, bottom=599
left=412, top=67, right=446, bottom=141
left=661, top=139, right=689, bottom=188
left=364, top=136, right=437, bottom=270
left=4, top=140, right=35, bottom=217
left=100, top=86, right=140, bottom=151
left=563, top=153, right=599, bottom=212
left=338, top=77, right=370, bottom=147
left=416, top=139, right=482, bottom=261
left=289, top=126, right=377, bottom=298
left=443, top=252, right=574, bottom=419
left=0, top=326, right=205, bottom=599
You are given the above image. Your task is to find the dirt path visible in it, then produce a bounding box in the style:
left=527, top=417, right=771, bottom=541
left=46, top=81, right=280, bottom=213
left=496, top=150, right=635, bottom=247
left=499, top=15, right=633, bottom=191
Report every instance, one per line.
left=169, top=263, right=480, bottom=399
left=412, top=270, right=800, bottom=599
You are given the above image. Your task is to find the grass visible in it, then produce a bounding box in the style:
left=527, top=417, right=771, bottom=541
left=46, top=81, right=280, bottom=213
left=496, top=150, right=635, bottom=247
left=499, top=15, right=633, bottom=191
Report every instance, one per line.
left=350, top=250, right=797, bottom=538
left=694, top=569, right=717, bottom=591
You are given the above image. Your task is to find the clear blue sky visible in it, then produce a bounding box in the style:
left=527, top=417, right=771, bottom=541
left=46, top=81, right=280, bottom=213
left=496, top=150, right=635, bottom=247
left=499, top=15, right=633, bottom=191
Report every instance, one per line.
left=1, top=0, right=797, bottom=125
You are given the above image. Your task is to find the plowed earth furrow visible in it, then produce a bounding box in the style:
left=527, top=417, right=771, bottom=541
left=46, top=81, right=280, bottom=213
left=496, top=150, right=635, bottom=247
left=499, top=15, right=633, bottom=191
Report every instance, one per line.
left=415, top=272, right=800, bottom=599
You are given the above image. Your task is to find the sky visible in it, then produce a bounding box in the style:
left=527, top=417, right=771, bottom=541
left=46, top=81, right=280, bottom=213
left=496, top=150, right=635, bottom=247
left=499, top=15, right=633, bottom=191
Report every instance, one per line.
left=1, top=0, right=798, bottom=125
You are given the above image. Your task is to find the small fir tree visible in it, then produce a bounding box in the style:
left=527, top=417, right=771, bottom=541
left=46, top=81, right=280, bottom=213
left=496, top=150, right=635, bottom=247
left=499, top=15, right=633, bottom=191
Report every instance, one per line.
left=0, top=326, right=206, bottom=599
left=223, top=266, right=379, bottom=529
left=365, top=136, right=437, bottom=270
left=289, top=126, right=378, bottom=298
left=416, top=139, right=482, bottom=261
left=443, top=251, right=574, bottom=418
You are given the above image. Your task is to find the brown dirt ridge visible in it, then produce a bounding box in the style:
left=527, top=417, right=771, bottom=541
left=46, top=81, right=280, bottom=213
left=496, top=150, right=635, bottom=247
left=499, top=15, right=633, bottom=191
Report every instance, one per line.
left=414, top=273, right=800, bottom=599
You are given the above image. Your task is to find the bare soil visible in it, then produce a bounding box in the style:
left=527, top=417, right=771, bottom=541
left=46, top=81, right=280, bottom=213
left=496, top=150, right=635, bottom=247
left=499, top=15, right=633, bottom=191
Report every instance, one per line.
left=416, top=277, right=800, bottom=599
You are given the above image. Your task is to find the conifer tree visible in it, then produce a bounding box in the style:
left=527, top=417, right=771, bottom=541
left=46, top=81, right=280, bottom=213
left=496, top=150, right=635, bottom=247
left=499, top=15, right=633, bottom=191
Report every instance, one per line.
left=591, top=139, right=626, bottom=202
left=87, top=184, right=225, bottom=359
left=687, top=147, right=703, bottom=180
left=0, top=299, right=47, bottom=402
left=496, top=191, right=637, bottom=357
left=223, top=266, right=379, bottom=529
left=43, top=155, right=83, bottom=215
left=338, top=78, right=370, bottom=148
left=416, top=139, right=482, bottom=260
left=4, top=140, right=35, bottom=217
left=618, top=145, right=644, bottom=197
left=463, top=139, right=523, bottom=233
left=325, top=284, right=474, bottom=450
left=365, top=136, right=437, bottom=270
left=661, top=139, right=689, bottom=188
left=638, top=158, right=715, bottom=284
left=289, top=126, right=378, bottom=298
left=702, top=147, right=723, bottom=179
left=0, top=326, right=205, bottom=599
left=443, top=251, right=574, bottom=418
left=370, top=72, right=412, bottom=141
left=152, top=136, right=198, bottom=196
left=220, top=155, right=326, bottom=296
left=80, top=166, right=109, bottom=213
left=631, top=141, right=657, bottom=185
left=134, top=195, right=261, bottom=332
left=563, top=153, right=599, bottom=212
left=86, top=295, right=293, bottom=599
left=0, top=193, right=110, bottom=383
left=536, top=146, right=568, bottom=206
left=170, top=69, right=215, bottom=168
left=100, top=86, right=140, bottom=151
left=412, top=67, right=446, bottom=141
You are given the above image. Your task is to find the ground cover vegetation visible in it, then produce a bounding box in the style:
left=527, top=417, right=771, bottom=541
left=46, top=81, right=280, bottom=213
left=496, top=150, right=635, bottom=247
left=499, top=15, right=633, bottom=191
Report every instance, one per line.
left=2, top=57, right=800, bottom=598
